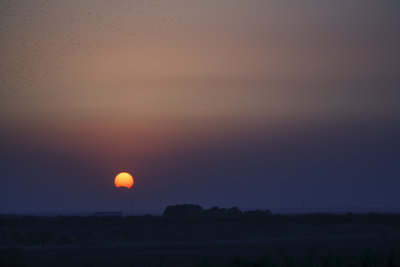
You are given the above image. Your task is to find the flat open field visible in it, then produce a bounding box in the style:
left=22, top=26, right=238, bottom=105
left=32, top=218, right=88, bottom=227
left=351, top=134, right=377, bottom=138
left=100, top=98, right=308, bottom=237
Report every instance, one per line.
left=1, top=213, right=400, bottom=266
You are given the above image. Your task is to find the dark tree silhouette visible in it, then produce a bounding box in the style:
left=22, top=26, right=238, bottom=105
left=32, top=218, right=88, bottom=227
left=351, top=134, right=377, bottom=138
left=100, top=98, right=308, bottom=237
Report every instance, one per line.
left=162, top=204, right=203, bottom=217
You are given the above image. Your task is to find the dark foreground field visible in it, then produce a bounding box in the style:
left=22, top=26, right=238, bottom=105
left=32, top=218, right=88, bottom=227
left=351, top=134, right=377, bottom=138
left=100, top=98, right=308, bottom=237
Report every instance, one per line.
left=1, top=208, right=400, bottom=266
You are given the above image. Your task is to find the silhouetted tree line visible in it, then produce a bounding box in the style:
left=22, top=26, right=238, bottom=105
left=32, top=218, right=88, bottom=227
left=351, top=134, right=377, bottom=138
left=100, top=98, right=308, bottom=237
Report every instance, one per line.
left=162, top=204, right=269, bottom=218
left=2, top=210, right=400, bottom=227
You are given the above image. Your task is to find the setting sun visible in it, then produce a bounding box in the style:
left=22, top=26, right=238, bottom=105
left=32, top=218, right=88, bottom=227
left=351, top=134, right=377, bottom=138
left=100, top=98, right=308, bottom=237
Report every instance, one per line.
left=114, top=172, right=134, bottom=189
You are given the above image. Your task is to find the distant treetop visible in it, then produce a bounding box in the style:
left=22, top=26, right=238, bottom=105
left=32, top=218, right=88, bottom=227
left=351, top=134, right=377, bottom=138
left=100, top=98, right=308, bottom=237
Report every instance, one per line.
left=162, top=204, right=271, bottom=218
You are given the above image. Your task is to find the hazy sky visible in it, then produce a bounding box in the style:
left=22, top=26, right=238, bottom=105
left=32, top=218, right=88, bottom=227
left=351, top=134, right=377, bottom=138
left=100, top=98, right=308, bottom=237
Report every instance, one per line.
left=1, top=1, right=400, bottom=213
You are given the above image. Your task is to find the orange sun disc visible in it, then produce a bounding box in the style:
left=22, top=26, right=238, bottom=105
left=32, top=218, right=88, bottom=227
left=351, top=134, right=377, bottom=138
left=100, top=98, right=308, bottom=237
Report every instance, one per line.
left=114, top=172, right=134, bottom=188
